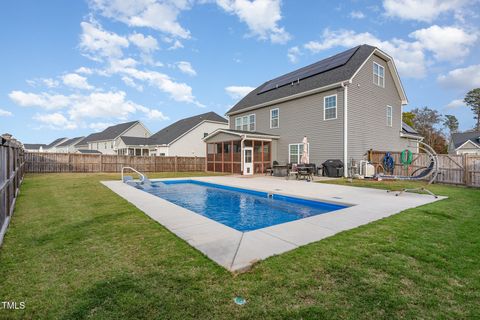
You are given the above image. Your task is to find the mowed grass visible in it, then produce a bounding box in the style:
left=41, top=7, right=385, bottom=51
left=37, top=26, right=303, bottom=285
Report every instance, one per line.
left=0, top=173, right=479, bottom=319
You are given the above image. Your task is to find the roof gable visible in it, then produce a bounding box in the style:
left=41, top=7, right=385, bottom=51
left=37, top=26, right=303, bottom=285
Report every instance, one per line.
left=46, top=137, right=68, bottom=149
left=451, top=131, right=480, bottom=149
left=226, top=44, right=408, bottom=115
left=149, top=112, right=227, bottom=145
left=57, top=136, right=84, bottom=147
left=82, top=121, right=139, bottom=143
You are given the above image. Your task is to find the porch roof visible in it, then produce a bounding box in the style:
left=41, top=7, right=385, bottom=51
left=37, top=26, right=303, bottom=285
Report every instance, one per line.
left=203, top=129, right=279, bottom=143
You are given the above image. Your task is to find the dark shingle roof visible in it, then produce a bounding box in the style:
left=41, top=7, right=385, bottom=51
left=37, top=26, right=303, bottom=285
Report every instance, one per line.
left=57, top=136, right=84, bottom=147
left=227, top=45, right=376, bottom=115
left=451, top=131, right=480, bottom=149
left=148, top=112, right=227, bottom=145
left=45, top=137, right=68, bottom=149
left=77, top=149, right=102, bottom=154
left=402, top=122, right=421, bottom=136
left=82, top=121, right=140, bottom=143
left=24, top=143, right=47, bottom=150
left=121, top=136, right=152, bottom=146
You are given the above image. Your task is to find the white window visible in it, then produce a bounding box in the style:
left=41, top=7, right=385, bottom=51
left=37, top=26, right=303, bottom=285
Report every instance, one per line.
left=235, top=114, right=256, bottom=131
left=235, top=117, right=242, bottom=130
left=324, top=95, right=337, bottom=120
left=373, top=62, right=385, bottom=87
left=289, top=143, right=309, bottom=164
left=270, top=108, right=279, bottom=128
left=386, top=105, right=393, bottom=127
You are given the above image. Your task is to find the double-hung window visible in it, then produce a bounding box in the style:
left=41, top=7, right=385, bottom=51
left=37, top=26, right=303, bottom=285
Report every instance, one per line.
left=235, top=114, right=256, bottom=131
left=288, top=143, right=309, bottom=164
left=324, top=95, right=337, bottom=120
left=386, top=105, right=393, bottom=127
left=373, top=62, right=385, bottom=87
left=270, top=108, right=279, bottom=128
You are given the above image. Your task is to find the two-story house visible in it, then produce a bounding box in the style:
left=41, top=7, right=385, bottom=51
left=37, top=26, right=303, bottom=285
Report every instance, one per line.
left=448, top=131, right=480, bottom=155
left=76, top=120, right=151, bottom=155
left=54, top=136, right=85, bottom=153
left=204, top=44, right=420, bottom=176
left=115, top=112, right=229, bottom=156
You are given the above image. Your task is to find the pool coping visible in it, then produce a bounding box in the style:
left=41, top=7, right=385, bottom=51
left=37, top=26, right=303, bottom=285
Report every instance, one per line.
left=101, top=176, right=446, bottom=272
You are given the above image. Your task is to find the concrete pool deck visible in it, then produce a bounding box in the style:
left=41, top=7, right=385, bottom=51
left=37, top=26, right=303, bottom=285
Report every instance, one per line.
left=102, top=176, right=445, bottom=272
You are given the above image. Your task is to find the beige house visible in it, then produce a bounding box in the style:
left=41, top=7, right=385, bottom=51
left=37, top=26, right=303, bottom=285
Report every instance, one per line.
left=54, top=136, right=84, bottom=153
left=76, top=121, right=151, bottom=155
left=449, top=131, right=480, bottom=155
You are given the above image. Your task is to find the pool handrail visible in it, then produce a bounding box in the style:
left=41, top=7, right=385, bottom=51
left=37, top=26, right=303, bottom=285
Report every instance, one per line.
left=121, top=166, right=145, bottom=183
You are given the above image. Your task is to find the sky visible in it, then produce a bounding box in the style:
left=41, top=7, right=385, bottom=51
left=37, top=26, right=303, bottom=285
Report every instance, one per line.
left=0, top=0, right=479, bottom=144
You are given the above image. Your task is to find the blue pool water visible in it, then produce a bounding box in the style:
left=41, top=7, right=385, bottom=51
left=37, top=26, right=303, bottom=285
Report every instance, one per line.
left=137, top=180, right=347, bottom=232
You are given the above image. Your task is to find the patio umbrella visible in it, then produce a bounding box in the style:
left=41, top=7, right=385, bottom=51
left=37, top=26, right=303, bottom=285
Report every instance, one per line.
left=300, top=136, right=309, bottom=164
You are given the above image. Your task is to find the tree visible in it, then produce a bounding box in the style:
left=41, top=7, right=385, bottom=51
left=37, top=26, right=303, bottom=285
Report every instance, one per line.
left=443, top=114, right=459, bottom=135
left=411, top=107, right=446, bottom=153
left=464, top=88, right=480, bottom=131
left=402, top=111, right=415, bottom=127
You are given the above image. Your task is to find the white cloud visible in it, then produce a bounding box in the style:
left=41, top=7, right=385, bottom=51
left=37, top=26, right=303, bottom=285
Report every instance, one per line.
left=26, top=78, right=60, bottom=88
left=80, top=20, right=129, bottom=61
left=287, top=46, right=301, bottom=63
left=9, top=91, right=71, bottom=110
left=304, top=29, right=427, bottom=78
left=382, top=0, right=472, bottom=22
left=225, top=86, right=255, bottom=99
left=300, top=25, right=477, bottom=78
left=9, top=90, right=166, bottom=127
left=445, top=99, right=465, bottom=110
left=88, top=0, right=192, bottom=39
left=62, top=73, right=94, bottom=90
left=168, top=39, right=184, bottom=50
left=350, top=11, right=365, bottom=19
left=89, top=122, right=114, bottom=131
left=216, top=0, right=290, bottom=44
left=409, top=25, right=477, bottom=61
left=33, top=113, right=77, bottom=130
left=121, top=76, right=144, bottom=91
left=438, top=64, right=480, bottom=91
left=75, top=67, right=94, bottom=74
left=0, top=108, right=13, bottom=117
left=176, top=61, right=197, bottom=76
left=128, top=32, right=159, bottom=54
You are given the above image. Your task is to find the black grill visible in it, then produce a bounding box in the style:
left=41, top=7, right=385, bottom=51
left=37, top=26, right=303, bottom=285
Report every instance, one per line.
left=322, top=159, right=344, bottom=177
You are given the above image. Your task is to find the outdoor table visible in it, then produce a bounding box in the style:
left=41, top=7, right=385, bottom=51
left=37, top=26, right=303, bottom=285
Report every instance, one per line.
left=273, top=165, right=288, bottom=177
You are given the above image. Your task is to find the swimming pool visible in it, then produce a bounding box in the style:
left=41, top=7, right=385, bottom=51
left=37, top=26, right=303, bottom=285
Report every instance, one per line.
left=136, top=180, right=348, bottom=231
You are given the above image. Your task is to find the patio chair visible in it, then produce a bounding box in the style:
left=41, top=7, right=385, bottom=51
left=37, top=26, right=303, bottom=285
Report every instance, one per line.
left=265, top=161, right=279, bottom=176
left=286, top=163, right=298, bottom=180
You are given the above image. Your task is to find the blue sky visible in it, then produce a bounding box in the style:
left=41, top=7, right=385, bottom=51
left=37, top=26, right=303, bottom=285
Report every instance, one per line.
left=1, top=0, right=479, bottom=144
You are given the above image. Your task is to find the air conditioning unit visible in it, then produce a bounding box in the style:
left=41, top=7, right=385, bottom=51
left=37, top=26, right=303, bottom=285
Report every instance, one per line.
left=360, top=160, right=375, bottom=177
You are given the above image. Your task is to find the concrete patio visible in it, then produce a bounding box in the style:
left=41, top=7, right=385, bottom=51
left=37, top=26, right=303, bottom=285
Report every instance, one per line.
left=102, top=176, right=445, bottom=272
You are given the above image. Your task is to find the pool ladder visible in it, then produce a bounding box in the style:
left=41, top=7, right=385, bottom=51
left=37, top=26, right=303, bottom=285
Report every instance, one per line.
left=121, top=166, right=151, bottom=189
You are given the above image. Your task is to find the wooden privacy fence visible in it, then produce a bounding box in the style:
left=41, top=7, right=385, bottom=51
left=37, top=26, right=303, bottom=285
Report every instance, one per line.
left=1, top=135, right=25, bottom=245
left=369, top=151, right=480, bottom=187
left=25, top=152, right=206, bottom=173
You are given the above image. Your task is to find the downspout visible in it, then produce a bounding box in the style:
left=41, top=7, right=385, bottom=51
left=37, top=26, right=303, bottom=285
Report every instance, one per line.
left=341, top=81, right=351, bottom=177
left=240, top=135, right=246, bottom=174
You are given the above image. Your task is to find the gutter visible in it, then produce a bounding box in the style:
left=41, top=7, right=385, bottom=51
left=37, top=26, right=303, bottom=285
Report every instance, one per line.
left=341, top=80, right=351, bottom=178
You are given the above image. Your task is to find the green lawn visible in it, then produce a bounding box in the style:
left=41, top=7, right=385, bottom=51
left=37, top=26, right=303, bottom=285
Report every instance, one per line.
left=0, top=173, right=479, bottom=319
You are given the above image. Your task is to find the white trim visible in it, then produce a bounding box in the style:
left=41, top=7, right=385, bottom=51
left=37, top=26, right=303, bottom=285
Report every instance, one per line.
left=323, top=94, right=338, bottom=120
left=342, top=82, right=349, bottom=178
left=270, top=108, right=279, bottom=129
left=350, top=48, right=408, bottom=104
left=373, top=62, right=385, bottom=88
left=456, top=139, right=480, bottom=150
left=288, top=142, right=309, bottom=164
left=386, top=105, right=393, bottom=127
left=203, top=129, right=279, bottom=141
left=235, top=114, right=256, bottom=132
left=226, top=81, right=344, bottom=116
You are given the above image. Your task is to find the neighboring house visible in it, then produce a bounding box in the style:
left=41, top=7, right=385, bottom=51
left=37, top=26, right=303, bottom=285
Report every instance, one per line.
left=44, top=137, right=69, bottom=153
left=118, top=112, right=229, bottom=156
left=55, top=136, right=84, bottom=153
left=448, top=131, right=480, bottom=155
left=23, top=143, right=47, bottom=152
left=204, top=44, right=421, bottom=176
left=76, top=121, right=151, bottom=155
left=76, top=149, right=102, bottom=154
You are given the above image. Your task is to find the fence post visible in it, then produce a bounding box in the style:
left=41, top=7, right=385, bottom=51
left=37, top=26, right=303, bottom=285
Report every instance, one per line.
left=174, top=156, right=178, bottom=172
left=463, top=154, right=468, bottom=186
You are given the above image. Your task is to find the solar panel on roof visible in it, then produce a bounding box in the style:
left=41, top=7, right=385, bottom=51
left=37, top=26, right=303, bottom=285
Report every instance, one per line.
left=258, top=46, right=360, bottom=94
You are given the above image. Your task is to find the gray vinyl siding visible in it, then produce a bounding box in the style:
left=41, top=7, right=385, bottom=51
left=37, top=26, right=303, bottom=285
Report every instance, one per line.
left=348, top=54, right=406, bottom=161
left=230, top=88, right=344, bottom=165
